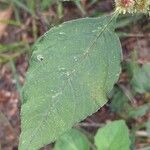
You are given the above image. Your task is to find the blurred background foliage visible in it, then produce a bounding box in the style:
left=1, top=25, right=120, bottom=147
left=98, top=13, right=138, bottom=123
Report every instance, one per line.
left=0, top=0, right=149, bottom=150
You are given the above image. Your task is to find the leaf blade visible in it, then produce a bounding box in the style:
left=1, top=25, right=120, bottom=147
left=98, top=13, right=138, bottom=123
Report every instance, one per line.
left=94, top=120, right=131, bottom=150
left=54, top=129, right=90, bottom=150
left=20, top=16, right=122, bottom=150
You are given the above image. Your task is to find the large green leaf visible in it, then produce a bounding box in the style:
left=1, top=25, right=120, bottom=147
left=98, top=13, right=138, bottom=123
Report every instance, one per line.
left=94, top=120, right=131, bottom=150
left=19, top=16, right=122, bottom=150
left=54, top=128, right=90, bottom=150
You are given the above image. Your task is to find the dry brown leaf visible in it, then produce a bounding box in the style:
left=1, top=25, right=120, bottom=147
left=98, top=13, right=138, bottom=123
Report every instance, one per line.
left=0, top=7, right=12, bottom=38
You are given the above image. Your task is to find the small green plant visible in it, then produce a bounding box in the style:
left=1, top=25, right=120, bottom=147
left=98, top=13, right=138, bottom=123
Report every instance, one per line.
left=94, top=120, right=130, bottom=150
left=19, top=0, right=150, bottom=150
left=54, top=120, right=130, bottom=150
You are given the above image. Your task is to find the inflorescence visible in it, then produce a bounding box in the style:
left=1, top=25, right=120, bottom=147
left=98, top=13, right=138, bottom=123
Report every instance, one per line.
left=115, top=0, right=150, bottom=14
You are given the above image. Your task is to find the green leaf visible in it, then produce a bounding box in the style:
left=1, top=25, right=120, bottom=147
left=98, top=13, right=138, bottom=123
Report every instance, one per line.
left=54, top=129, right=90, bottom=150
left=128, top=104, right=149, bottom=119
left=131, top=63, right=150, bottom=94
left=110, top=87, right=129, bottom=113
left=94, top=120, right=131, bottom=150
left=146, top=121, right=150, bottom=136
left=110, top=87, right=149, bottom=119
left=19, top=15, right=122, bottom=150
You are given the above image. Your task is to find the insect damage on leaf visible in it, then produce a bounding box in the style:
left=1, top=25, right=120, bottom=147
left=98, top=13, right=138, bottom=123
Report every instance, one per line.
left=37, top=54, right=44, bottom=61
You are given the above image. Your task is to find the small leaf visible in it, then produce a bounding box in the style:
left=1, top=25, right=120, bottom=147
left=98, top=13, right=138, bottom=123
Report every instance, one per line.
left=131, top=63, right=150, bottom=94
left=110, top=87, right=129, bottom=113
left=94, top=120, right=131, bottom=150
left=54, top=129, right=90, bottom=150
left=128, top=104, right=149, bottom=118
left=146, top=121, right=150, bottom=136
left=19, top=16, right=122, bottom=150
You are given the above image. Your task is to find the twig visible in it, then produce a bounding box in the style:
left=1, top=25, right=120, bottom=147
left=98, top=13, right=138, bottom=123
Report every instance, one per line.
left=78, top=122, right=103, bottom=128
left=35, top=0, right=48, bottom=33
left=118, top=84, right=137, bottom=107
left=137, top=147, right=150, bottom=150
left=0, top=111, right=19, bottom=141
left=10, top=60, right=23, bottom=105
left=136, top=131, right=150, bottom=137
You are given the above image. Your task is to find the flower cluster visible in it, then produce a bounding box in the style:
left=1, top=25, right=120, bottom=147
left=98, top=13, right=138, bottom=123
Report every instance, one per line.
left=115, top=0, right=150, bottom=14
